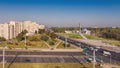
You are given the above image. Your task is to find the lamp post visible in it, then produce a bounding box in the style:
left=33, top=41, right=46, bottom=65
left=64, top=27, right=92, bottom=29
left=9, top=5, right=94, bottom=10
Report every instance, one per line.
left=92, top=48, right=98, bottom=68
left=65, top=37, right=67, bottom=48
left=3, top=46, right=7, bottom=68
left=93, top=49, right=96, bottom=68
left=110, top=55, right=111, bottom=64
left=25, top=34, right=26, bottom=47
left=24, top=33, right=28, bottom=48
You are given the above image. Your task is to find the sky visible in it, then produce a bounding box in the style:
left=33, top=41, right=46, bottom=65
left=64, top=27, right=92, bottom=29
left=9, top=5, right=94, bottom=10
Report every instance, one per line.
left=0, top=0, right=120, bottom=27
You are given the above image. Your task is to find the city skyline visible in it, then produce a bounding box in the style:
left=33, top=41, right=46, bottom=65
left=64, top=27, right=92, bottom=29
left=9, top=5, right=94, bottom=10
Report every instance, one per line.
left=0, top=0, right=120, bottom=27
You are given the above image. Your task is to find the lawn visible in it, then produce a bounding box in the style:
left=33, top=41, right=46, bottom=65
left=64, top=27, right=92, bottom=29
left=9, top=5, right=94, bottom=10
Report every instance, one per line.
left=0, top=41, right=48, bottom=49
left=102, top=39, right=120, bottom=47
left=56, top=42, right=76, bottom=49
left=0, top=63, right=101, bottom=68
left=84, top=34, right=120, bottom=47
left=84, top=34, right=104, bottom=40
left=58, top=33, right=83, bottom=39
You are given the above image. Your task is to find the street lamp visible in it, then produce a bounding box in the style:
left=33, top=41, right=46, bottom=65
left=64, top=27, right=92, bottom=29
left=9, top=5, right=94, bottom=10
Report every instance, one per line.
left=110, top=55, right=111, bottom=64
left=24, top=33, right=28, bottom=48
left=65, top=37, right=67, bottom=48
left=92, top=48, right=98, bottom=68
left=3, top=46, right=7, bottom=68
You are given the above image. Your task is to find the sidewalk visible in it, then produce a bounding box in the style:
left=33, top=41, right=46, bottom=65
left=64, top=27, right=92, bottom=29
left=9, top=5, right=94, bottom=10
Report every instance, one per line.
left=0, top=48, right=83, bottom=52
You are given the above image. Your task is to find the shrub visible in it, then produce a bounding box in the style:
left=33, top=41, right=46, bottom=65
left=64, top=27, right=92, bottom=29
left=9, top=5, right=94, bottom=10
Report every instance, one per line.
left=0, top=37, right=6, bottom=41
left=28, top=36, right=40, bottom=41
left=16, top=30, right=28, bottom=41
left=40, top=35, right=49, bottom=41
left=50, top=32, right=57, bottom=39
left=49, top=41, right=55, bottom=45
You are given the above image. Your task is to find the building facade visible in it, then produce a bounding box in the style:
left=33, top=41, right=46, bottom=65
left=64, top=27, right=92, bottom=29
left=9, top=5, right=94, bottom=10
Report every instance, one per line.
left=0, top=23, right=9, bottom=39
left=0, top=21, right=45, bottom=39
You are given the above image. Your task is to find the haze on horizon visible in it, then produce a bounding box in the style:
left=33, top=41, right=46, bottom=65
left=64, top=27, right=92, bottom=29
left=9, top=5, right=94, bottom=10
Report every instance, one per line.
left=0, top=0, right=120, bottom=27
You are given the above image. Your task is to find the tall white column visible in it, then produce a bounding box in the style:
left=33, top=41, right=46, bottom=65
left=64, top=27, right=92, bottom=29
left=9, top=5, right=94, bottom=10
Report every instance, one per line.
left=93, top=49, right=96, bottom=68
left=3, top=47, right=5, bottom=68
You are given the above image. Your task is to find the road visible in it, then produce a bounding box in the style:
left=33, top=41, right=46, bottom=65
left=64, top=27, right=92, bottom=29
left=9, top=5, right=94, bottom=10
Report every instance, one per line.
left=0, top=50, right=89, bottom=63
left=0, top=56, right=87, bottom=63
left=58, top=35, right=120, bottom=64
left=0, top=50, right=83, bottom=56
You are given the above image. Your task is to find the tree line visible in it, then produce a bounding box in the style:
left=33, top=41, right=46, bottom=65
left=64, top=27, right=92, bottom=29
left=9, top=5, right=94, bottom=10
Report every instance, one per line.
left=88, top=28, right=120, bottom=40
left=51, top=27, right=120, bottom=41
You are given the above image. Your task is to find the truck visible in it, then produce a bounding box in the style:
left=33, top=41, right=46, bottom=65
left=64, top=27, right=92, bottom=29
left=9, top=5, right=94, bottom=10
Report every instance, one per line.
left=103, top=51, right=111, bottom=56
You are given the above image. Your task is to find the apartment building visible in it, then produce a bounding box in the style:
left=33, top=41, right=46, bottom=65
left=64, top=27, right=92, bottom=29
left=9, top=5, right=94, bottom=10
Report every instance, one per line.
left=0, top=23, right=9, bottom=39
left=0, top=21, right=45, bottom=39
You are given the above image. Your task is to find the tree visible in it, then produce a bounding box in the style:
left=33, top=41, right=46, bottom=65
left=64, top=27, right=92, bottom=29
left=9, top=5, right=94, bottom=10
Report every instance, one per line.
left=50, top=32, right=57, bottom=39
left=0, top=37, right=6, bottom=41
left=28, top=36, right=40, bottom=41
left=16, top=30, right=28, bottom=41
left=38, top=29, right=45, bottom=34
left=40, top=35, right=49, bottom=41
left=49, top=41, right=55, bottom=45
left=35, top=30, right=38, bottom=34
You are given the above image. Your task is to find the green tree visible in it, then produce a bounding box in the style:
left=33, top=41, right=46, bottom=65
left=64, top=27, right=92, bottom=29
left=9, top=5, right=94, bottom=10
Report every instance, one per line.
left=40, top=35, right=49, bottom=41
left=38, top=29, right=45, bottom=34
left=0, top=37, right=6, bottom=41
left=28, top=36, right=40, bottom=41
left=49, top=41, right=55, bottom=45
left=16, top=30, right=28, bottom=41
left=35, top=30, right=38, bottom=34
left=50, top=32, right=57, bottom=39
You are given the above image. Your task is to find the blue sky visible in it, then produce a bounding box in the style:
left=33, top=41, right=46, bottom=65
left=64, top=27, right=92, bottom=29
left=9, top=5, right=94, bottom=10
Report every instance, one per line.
left=0, top=0, right=120, bottom=27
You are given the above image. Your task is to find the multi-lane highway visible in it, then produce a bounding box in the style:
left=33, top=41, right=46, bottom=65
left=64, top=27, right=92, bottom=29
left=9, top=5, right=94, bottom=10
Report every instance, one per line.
left=0, top=51, right=83, bottom=56
left=0, top=50, right=89, bottom=63
left=0, top=56, right=87, bottom=63
left=58, top=35, right=120, bottom=64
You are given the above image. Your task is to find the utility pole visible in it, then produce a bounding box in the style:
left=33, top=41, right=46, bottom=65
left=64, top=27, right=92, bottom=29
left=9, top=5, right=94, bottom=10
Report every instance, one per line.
left=65, top=37, right=67, bottom=48
left=3, top=46, right=7, bottom=68
left=110, top=55, right=111, bottom=64
left=100, top=56, right=103, bottom=68
left=3, top=47, right=5, bottom=68
left=93, top=49, right=96, bottom=68
left=79, top=23, right=81, bottom=34
left=25, top=34, right=26, bottom=47
left=25, top=33, right=28, bottom=48
left=64, top=28, right=67, bottom=48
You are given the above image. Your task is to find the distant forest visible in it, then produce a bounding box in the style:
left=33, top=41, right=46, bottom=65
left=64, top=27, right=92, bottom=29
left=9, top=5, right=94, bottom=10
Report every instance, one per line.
left=51, top=27, right=120, bottom=41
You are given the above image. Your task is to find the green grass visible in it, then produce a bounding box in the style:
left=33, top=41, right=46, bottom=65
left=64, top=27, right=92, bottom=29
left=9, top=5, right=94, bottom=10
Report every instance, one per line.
left=102, top=39, right=120, bottom=47
left=58, top=33, right=83, bottom=39
left=0, top=41, right=48, bottom=49
left=84, top=34, right=120, bottom=47
left=84, top=34, right=104, bottom=40
left=0, top=63, right=98, bottom=68
left=56, top=42, right=76, bottom=49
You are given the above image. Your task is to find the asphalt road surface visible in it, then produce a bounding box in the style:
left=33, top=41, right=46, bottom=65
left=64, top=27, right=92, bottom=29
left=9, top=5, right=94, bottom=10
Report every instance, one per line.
left=0, top=51, right=89, bottom=63
left=0, top=56, right=88, bottom=63
left=58, top=35, right=120, bottom=64
left=0, top=51, right=83, bottom=56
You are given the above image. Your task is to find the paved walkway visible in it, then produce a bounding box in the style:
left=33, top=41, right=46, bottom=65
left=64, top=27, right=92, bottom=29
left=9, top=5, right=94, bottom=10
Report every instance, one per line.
left=0, top=48, right=82, bottom=52
left=79, top=33, right=88, bottom=40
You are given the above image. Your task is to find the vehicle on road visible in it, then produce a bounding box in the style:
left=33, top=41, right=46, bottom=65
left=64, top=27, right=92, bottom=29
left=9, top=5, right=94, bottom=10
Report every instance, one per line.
left=103, top=51, right=111, bottom=56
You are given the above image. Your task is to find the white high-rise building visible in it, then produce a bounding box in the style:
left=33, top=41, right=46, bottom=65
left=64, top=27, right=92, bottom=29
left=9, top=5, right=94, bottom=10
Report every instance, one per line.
left=0, top=21, right=45, bottom=39
left=0, top=23, right=9, bottom=39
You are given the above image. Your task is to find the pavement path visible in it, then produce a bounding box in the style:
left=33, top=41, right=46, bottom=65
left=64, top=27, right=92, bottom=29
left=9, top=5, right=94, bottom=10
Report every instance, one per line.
left=79, top=33, right=88, bottom=40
